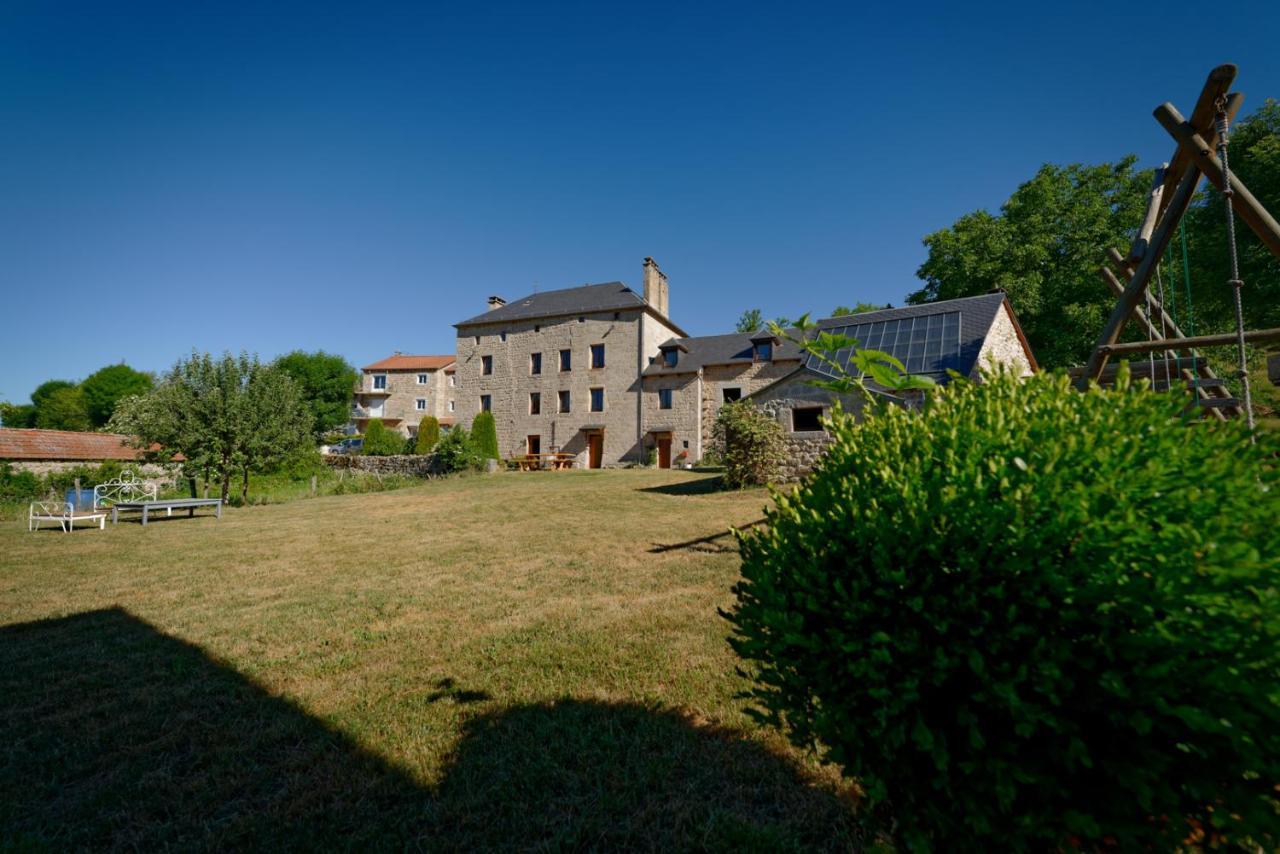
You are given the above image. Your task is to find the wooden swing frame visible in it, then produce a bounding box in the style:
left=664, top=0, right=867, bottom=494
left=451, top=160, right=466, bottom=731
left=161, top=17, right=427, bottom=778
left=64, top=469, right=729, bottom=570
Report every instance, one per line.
left=1082, top=64, right=1280, bottom=418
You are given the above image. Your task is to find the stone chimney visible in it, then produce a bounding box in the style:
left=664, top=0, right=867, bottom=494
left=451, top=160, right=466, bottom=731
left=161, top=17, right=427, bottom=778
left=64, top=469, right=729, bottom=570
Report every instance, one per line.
left=642, top=257, right=669, bottom=317
left=487, top=295, right=506, bottom=311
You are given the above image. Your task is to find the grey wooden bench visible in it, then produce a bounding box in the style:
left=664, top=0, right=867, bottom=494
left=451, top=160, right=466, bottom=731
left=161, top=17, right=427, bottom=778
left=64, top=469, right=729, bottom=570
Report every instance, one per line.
left=110, top=498, right=223, bottom=526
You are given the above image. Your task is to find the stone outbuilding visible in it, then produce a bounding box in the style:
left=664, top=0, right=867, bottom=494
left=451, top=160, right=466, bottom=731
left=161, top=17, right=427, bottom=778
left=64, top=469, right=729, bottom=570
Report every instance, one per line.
left=0, top=428, right=179, bottom=478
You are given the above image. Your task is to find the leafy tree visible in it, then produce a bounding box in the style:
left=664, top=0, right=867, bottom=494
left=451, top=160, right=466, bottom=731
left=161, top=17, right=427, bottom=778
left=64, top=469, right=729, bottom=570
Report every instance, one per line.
left=911, top=158, right=1152, bottom=367
left=80, top=363, right=153, bottom=427
left=273, top=351, right=359, bottom=438
left=0, top=402, right=36, bottom=428
left=35, top=386, right=90, bottom=431
left=109, top=351, right=310, bottom=503
left=831, top=302, right=889, bottom=316
left=710, top=402, right=784, bottom=488
left=361, top=419, right=404, bottom=456
left=470, top=411, right=499, bottom=461
left=728, top=369, right=1280, bottom=849
left=30, top=380, right=76, bottom=411
left=415, top=416, right=440, bottom=454
left=735, top=308, right=764, bottom=333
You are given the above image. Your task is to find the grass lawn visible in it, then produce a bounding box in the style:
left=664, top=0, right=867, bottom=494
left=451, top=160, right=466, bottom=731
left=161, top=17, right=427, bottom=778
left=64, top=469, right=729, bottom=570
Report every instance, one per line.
left=0, top=469, right=863, bottom=851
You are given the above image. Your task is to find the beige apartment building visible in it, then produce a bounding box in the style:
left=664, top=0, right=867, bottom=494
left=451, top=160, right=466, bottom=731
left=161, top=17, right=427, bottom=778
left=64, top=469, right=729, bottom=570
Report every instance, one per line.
left=353, top=354, right=456, bottom=438
left=453, top=258, right=685, bottom=467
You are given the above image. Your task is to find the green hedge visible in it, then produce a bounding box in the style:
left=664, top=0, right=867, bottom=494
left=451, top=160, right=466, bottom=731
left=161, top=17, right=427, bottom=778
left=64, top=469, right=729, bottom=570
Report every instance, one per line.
left=470, top=412, right=499, bottom=461
left=728, top=369, right=1280, bottom=849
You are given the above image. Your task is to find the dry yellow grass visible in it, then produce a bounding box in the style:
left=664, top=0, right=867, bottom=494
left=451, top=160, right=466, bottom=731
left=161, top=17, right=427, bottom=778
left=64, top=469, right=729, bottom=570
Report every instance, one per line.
left=0, top=469, right=863, bottom=850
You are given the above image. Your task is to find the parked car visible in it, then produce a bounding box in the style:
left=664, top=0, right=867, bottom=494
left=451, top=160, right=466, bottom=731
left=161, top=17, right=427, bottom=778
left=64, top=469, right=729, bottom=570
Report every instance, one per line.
left=330, top=438, right=363, bottom=455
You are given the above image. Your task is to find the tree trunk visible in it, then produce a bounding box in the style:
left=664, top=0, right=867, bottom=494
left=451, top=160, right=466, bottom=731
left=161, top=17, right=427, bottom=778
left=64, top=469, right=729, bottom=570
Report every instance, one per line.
left=241, top=466, right=249, bottom=504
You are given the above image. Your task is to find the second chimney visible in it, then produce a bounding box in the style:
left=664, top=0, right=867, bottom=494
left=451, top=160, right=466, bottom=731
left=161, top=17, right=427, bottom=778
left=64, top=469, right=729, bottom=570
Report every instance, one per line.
left=487, top=295, right=506, bottom=311
left=642, top=257, right=669, bottom=317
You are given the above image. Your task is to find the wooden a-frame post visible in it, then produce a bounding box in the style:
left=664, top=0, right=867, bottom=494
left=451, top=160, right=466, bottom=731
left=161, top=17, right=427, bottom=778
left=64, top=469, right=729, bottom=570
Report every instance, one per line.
left=1081, top=64, right=1280, bottom=388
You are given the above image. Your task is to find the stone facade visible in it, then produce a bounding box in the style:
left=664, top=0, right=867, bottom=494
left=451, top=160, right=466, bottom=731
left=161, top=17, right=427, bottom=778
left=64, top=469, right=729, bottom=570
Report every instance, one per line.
left=354, top=358, right=455, bottom=438
left=971, top=303, right=1035, bottom=378
left=455, top=306, right=682, bottom=466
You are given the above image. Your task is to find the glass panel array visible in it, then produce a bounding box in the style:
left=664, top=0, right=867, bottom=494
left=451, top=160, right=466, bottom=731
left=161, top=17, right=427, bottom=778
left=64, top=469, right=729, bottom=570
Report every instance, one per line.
left=807, top=311, right=962, bottom=378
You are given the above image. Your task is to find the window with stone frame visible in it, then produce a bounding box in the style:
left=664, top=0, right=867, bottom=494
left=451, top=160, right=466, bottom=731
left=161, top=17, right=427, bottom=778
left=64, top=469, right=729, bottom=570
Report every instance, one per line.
left=415, top=399, right=427, bottom=411
left=662, top=349, right=678, bottom=368
left=529, top=392, right=541, bottom=415
left=558, top=390, right=571, bottom=413
left=590, top=387, right=604, bottom=412
left=480, top=394, right=492, bottom=412
left=530, top=352, right=542, bottom=375
left=658, top=388, right=673, bottom=410
left=482, top=355, right=493, bottom=375
left=791, top=406, right=825, bottom=432
left=559, top=349, right=572, bottom=371
left=590, top=344, right=605, bottom=369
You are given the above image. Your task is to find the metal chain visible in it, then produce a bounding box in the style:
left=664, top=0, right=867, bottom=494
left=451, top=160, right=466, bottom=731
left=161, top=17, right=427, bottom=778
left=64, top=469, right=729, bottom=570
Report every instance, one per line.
left=1214, top=100, right=1256, bottom=431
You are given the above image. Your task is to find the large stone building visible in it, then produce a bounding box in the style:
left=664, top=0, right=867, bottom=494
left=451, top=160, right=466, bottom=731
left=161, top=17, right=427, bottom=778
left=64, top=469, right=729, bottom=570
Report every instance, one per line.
left=453, top=258, right=685, bottom=467
left=450, top=256, right=1036, bottom=469
left=354, top=354, right=456, bottom=438
left=639, top=292, right=1037, bottom=468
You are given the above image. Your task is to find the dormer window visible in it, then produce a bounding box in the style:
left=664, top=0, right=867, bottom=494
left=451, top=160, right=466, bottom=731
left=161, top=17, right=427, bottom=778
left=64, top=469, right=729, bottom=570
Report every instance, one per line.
left=753, top=341, right=773, bottom=362
left=663, top=349, right=678, bottom=368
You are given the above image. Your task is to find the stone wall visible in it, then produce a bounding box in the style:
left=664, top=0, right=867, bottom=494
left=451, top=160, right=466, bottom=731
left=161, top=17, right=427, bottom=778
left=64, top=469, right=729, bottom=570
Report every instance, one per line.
left=776, top=432, right=835, bottom=482
left=323, top=454, right=444, bottom=477
left=972, top=302, right=1035, bottom=378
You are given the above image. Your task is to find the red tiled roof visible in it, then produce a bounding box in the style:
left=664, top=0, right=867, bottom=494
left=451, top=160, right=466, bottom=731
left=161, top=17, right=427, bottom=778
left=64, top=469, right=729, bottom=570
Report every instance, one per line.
left=0, top=428, right=170, bottom=462
left=362, top=355, right=456, bottom=372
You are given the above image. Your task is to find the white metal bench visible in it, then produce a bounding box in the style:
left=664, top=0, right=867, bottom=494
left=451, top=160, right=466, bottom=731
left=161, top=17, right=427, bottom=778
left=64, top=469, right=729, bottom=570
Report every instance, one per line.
left=93, top=470, right=158, bottom=508
left=28, top=501, right=107, bottom=533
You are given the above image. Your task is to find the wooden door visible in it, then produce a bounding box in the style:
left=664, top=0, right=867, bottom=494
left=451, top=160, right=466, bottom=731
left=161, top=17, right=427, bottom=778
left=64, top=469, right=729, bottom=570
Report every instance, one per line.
left=657, top=436, right=672, bottom=469
left=587, top=433, right=603, bottom=469
left=527, top=435, right=541, bottom=455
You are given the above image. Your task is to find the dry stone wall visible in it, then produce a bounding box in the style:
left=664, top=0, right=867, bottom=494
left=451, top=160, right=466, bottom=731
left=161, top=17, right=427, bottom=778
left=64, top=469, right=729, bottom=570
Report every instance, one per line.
left=323, top=454, right=444, bottom=477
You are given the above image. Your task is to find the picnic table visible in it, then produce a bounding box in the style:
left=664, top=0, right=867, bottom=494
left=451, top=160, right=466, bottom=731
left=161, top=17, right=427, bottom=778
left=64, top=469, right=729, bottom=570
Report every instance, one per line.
left=515, top=452, right=576, bottom=471
left=110, top=497, right=223, bottom=526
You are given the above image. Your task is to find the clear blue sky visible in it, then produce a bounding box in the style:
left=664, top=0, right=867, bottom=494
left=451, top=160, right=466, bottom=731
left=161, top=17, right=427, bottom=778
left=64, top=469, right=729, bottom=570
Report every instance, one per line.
left=2, top=1, right=1277, bottom=401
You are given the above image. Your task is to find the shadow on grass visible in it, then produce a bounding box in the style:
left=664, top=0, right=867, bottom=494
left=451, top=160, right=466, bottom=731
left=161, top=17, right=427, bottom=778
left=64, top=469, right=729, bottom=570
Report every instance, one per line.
left=0, top=609, right=861, bottom=850
left=636, top=474, right=727, bottom=496
left=650, top=518, right=767, bottom=554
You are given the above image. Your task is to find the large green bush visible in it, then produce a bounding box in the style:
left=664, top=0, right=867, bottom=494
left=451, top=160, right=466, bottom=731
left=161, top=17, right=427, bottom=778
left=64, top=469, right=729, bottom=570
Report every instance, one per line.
left=435, top=427, right=479, bottom=473
left=711, top=401, right=784, bottom=488
left=361, top=419, right=404, bottom=456
left=470, top=412, right=500, bottom=461
left=728, top=369, right=1280, bottom=849
left=415, top=416, right=441, bottom=454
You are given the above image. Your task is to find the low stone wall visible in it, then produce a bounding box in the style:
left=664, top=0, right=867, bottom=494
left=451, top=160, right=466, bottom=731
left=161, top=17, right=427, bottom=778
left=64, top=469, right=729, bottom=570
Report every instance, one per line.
left=776, top=432, right=834, bottom=482
left=323, top=454, right=444, bottom=478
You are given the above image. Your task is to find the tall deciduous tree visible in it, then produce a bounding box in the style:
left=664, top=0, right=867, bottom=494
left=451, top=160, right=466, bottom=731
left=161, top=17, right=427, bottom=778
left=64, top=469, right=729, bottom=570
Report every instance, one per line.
left=35, top=386, right=90, bottom=431
left=109, top=352, right=310, bottom=502
left=911, top=158, right=1152, bottom=367
left=273, top=351, right=359, bottom=438
left=80, top=363, right=153, bottom=427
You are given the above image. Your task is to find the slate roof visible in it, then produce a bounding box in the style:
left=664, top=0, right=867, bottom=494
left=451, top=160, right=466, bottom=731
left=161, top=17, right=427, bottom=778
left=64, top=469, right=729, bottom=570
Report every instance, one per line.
left=644, top=293, right=1015, bottom=380
left=455, top=282, right=683, bottom=331
left=362, top=354, right=455, bottom=372
left=0, top=428, right=167, bottom=461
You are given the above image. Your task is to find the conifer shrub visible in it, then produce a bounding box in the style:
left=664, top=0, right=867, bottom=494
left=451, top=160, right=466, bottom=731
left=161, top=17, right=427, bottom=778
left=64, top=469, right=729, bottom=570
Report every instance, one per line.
left=415, top=416, right=441, bottom=454
left=727, top=369, right=1280, bottom=849
left=361, top=419, right=403, bottom=456
left=470, top=411, right=500, bottom=462
left=711, top=401, right=785, bottom=488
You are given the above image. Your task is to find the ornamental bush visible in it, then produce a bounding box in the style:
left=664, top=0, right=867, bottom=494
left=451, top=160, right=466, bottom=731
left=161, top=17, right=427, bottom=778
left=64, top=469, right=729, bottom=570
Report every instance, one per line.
left=711, top=401, right=785, bottom=488
left=361, top=419, right=403, bottom=456
left=415, top=416, right=441, bottom=454
left=470, top=411, right=500, bottom=462
left=727, top=369, right=1280, bottom=850
left=435, top=427, right=479, bottom=473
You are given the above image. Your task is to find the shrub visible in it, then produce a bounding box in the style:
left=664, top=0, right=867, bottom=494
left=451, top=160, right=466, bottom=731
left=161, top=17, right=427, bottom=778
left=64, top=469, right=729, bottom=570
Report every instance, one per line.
left=43, top=461, right=126, bottom=494
left=711, top=402, right=784, bottom=488
left=435, top=427, right=480, bottom=473
left=361, top=419, right=404, bottom=456
left=727, top=369, right=1280, bottom=850
left=0, top=463, right=42, bottom=503
left=470, top=412, right=500, bottom=461
left=415, top=416, right=441, bottom=454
